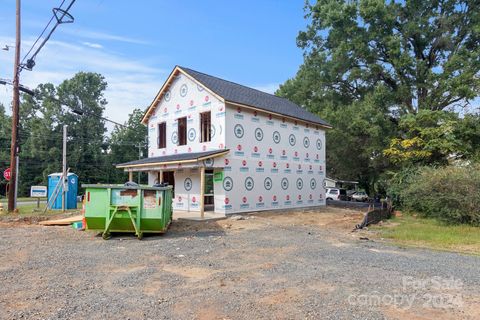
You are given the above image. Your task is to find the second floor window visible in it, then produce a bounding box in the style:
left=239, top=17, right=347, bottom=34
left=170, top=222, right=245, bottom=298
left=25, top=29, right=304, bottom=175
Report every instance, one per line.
left=178, top=117, right=187, bottom=146
left=157, top=122, right=166, bottom=149
left=200, top=111, right=211, bottom=142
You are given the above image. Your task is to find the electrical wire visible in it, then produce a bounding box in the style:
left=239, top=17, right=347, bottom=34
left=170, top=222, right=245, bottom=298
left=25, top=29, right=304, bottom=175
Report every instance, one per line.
left=20, top=0, right=67, bottom=67
left=20, top=0, right=76, bottom=71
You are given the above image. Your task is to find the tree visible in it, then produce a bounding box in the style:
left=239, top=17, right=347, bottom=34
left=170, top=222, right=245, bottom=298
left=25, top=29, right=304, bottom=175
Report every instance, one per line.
left=57, top=72, right=108, bottom=184
left=278, top=0, right=480, bottom=191
left=384, top=110, right=480, bottom=165
left=17, top=73, right=109, bottom=195
left=107, top=108, right=148, bottom=184
left=297, top=0, right=480, bottom=114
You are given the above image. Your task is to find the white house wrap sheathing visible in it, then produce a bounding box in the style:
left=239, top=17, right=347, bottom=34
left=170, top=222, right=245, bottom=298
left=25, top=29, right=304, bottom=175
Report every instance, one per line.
left=220, top=104, right=326, bottom=213
left=142, top=70, right=326, bottom=214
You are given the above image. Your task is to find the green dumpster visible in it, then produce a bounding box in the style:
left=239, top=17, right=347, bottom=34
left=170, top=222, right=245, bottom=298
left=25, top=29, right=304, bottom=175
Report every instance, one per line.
left=82, top=184, right=173, bottom=240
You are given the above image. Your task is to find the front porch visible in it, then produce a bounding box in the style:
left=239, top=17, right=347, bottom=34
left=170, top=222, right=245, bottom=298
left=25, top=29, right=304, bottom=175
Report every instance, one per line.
left=117, top=150, right=229, bottom=218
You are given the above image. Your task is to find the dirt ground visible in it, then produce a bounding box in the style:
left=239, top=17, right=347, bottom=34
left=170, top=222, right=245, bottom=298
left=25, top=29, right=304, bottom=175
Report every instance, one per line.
left=0, top=207, right=479, bottom=320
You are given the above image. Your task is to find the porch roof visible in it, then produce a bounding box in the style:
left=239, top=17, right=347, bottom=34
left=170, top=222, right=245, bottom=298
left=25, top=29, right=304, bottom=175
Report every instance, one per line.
left=116, top=149, right=229, bottom=169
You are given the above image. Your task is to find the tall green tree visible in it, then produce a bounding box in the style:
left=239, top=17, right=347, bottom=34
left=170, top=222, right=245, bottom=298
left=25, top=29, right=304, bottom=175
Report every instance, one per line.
left=296, top=0, right=480, bottom=114
left=57, top=72, right=108, bottom=184
left=18, top=72, right=109, bottom=195
left=278, top=0, right=480, bottom=191
left=107, top=108, right=148, bottom=184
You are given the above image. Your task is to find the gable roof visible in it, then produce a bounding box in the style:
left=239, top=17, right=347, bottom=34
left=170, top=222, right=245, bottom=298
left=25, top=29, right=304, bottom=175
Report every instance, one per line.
left=142, top=66, right=331, bottom=128
left=180, top=67, right=331, bottom=127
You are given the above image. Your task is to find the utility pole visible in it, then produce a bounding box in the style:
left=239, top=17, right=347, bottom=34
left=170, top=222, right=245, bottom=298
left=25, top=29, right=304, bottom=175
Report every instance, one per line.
left=62, top=125, right=67, bottom=212
left=8, top=0, right=21, bottom=212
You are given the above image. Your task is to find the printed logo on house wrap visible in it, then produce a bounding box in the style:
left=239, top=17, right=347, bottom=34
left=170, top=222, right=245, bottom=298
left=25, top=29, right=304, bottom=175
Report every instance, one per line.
left=203, top=158, right=214, bottom=167
left=256, top=161, right=264, bottom=173
left=188, top=100, right=196, bottom=111
left=222, top=197, right=232, bottom=210
left=281, top=178, right=289, bottom=190
left=296, top=178, right=304, bottom=190
left=251, top=146, right=260, bottom=158
left=180, top=84, right=188, bottom=97
left=297, top=194, right=303, bottom=205
left=164, top=90, right=171, bottom=102
left=255, top=128, right=264, bottom=141
left=256, top=195, right=265, bottom=208
left=272, top=131, right=281, bottom=144
left=239, top=159, right=249, bottom=172
left=303, top=137, right=310, bottom=148
left=184, top=178, right=192, bottom=191
left=245, top=177, right=254, bottom=191
left=310, top=178, right=317, bottom=190
left=316, top=138, right=323, bottom=150
left=210, top=125, right=216, bottom=138
left=266, top=147, right=274, bottom=159
left=171, top=131, right=178, bottom=144
left=240, top=196, right=249, bottom=209
left=188, top=128, right=196, bottom=142
left=222, top=177, right=233, bottom=191
left=264, top=177, right=273, bottom=190
left=234, top=107, right=243, bottom=119
left=271, top=195, right=279, bottom=207
left=223, top=158, right=231, bottom=171
left=234, top=124, right=244, bottom=138
left=175, top=104, right=182, bottom=114
left=271, top=162, right=278, bottom=173
left=289, top=134, right=296, bottom=146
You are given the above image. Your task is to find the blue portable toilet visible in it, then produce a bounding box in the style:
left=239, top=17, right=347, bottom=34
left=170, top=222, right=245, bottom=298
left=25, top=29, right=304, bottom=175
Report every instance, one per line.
left=47, top=173, right=79, bottom=209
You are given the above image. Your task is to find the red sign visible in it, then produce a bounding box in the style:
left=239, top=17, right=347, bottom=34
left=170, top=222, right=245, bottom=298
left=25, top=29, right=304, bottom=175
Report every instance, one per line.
left=3, top=168, right=10, bottom=181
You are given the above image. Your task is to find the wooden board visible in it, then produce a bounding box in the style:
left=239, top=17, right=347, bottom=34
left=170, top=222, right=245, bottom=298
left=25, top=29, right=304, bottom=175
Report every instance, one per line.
left=39, top=215, right=83, bottom=226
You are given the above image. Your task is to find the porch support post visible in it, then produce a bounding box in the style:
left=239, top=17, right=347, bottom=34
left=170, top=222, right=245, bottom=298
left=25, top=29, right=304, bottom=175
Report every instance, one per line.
left=128, top=171, right=133, bottom=182
left=200, top=166, right=205, bottom=219
left=159, top=170, right=163, bottom=183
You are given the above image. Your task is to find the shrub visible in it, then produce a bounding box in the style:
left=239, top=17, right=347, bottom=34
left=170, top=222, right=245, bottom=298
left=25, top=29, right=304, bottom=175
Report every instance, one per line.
left=393, top=164, right=480, bottom=225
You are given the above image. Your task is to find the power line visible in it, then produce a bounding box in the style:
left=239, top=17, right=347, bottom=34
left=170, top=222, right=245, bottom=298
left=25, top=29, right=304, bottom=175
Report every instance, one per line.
left=20, top=0, right=76, bottom=71
left=20, top=0, right=66, bottom=67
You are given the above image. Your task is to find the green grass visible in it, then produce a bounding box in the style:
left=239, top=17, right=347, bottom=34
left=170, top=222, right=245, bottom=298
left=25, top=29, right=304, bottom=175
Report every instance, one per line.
left=0, top=202, right=82, bottom=217
left=0, top=197, right=47, bottom=203
left=374, top=214, right=480, bottom=255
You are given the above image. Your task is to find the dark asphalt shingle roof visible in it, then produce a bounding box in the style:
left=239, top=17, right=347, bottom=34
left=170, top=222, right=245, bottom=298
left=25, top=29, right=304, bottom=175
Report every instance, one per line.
left=179, top=66, right=331, bottom=127
left=116, top=149, right=229, bottom=167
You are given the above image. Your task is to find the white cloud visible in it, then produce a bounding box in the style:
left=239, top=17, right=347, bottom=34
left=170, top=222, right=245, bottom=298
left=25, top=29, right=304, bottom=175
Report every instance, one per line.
left=60, top=28, right=150, bottom=45
left=81, top=41, right=103, bottom=49
left=251, top=83, right=279, bottom=95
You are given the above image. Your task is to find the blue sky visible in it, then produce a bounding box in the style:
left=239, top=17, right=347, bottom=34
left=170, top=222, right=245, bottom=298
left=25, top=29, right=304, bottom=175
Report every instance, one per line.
left=0, top=0, right=308, bottom=126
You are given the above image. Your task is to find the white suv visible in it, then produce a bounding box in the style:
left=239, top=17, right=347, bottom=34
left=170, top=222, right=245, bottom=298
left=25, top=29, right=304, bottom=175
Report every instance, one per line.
left=325, top=188, right=347, bottom=201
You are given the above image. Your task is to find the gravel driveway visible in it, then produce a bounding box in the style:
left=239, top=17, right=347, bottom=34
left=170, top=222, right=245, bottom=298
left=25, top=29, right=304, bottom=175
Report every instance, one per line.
left=0, top=207, right=479, bottom=320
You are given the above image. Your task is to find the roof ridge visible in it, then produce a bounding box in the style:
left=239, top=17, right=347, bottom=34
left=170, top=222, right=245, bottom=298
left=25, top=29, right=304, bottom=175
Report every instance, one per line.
left=178, top=66, right=295, bottom=105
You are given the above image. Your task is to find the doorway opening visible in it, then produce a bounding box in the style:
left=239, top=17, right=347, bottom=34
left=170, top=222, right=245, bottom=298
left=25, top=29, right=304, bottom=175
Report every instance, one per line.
left=204, top=169, right=214, bottom=211
left=161, top=171, right=175, bottom=197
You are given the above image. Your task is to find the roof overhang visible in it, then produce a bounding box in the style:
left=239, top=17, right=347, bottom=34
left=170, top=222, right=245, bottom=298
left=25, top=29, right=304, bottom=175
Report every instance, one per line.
left=116, top=149, right=230, bottom=170
left=141, top=66, right=332, bottom=130
left=141, top=66, right=225, bottom=125
left=224, top=100, right=333, bottom=130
